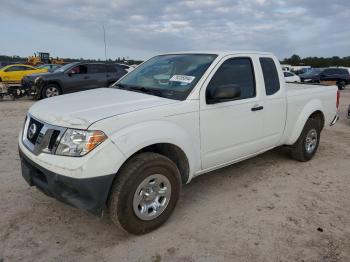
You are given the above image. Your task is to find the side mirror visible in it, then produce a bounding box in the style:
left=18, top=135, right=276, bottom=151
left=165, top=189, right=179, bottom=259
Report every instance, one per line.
left=206, top=84, right=241, bottom=104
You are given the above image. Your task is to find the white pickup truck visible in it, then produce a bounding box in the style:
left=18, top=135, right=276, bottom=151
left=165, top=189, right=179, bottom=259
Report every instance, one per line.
left=19, top=51, right=339, bottom=234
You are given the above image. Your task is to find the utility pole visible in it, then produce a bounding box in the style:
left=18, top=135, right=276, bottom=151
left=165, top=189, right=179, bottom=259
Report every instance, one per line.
left=103, top=24, right=107, bottom=61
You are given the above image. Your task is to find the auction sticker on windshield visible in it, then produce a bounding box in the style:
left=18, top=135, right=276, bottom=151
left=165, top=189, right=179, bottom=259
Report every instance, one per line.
left=169, top=75, right=195, bottom=84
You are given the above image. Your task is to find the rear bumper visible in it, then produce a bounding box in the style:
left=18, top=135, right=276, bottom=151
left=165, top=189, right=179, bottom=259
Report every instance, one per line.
left=330, top=112, right=339, bottom=126
left=19, top=148, right=115, bottom=216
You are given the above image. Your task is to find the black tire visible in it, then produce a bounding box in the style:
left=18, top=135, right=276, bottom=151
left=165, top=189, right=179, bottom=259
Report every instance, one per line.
left=108, top=152, right=182, bottom=235
left=337, top=81, right=346, bottom=90
left=289, top=118, right=321, bottom=162
left=41, top=84, right=61, bottom=99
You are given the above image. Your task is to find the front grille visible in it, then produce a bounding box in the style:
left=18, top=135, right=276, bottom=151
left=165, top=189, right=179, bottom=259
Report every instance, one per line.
left=22, top=115, right=67, bottom=155
left=27, top=118, right=44, bottom=144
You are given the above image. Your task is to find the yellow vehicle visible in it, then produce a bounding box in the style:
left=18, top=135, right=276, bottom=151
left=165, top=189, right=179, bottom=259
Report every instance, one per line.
left=27, top=52, right=64, bottom=66
left=0, top=64, right=47, bottom=82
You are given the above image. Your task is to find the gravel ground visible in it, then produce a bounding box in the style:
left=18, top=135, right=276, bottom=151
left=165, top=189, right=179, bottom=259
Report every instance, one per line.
left=0, top=89, right=350, bottom=262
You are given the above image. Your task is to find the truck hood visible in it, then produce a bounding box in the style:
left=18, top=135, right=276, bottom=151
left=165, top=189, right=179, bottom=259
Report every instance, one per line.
left=29, top=88, right=179, bottom=129
left=24, top=71, right=59, bottom=80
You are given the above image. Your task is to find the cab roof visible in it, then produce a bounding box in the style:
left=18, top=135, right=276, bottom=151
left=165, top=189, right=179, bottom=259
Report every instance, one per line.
left=160, top=51, right=274, bottom=57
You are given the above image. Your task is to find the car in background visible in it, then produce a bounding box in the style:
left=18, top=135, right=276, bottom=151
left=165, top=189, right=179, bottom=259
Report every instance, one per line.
left=0, top=64, right=47, bottom=82
left=300, top=68, right=350, bottom=90
left=319, top=68, right=350, bottom=90
left=37, top=64, right=62, bottom=72
left=112, top=63, right=129, bottom=79
left=292, top=67, right=311, bottom=75
left=284, top=71, right=300, bottom=82
left=114, top=63, right=134, bottom=73
left=22, top=62, right=122, bottom=99
left=300, top=68, right=323, bottom=83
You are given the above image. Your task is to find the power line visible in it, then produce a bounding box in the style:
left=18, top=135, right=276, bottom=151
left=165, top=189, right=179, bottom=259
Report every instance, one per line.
left=103, top=24, right=107, bottom=61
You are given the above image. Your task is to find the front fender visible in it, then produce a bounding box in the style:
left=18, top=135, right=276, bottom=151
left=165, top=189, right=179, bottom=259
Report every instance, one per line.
left=285, top=99, right=324, bottom=145
left=107, top=120, right=200, bottom=180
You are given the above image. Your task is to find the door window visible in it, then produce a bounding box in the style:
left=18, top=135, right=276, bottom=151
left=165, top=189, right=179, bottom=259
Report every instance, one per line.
left=88, top=64, right=107, bottom=74
left=206, top=57, right=256, bottom=103
left=5, top=66, right=22, bottom=72
left=284, top=72, right=293, bottom=77
left=69, top=65, right=88, bottom=74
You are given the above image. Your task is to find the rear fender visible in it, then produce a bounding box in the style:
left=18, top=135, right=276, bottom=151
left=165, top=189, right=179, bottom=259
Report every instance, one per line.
left=285, top=99, right=323, bottom=145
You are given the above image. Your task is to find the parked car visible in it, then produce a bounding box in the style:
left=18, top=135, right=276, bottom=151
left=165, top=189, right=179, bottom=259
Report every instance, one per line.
left=292, top=67, right=311, bottom=75
left=300, top=67, right=350, bottom=90
left=115, top=63, right=134, bottom=72
left=22, top=62, right=122, bottom=99
left=111, top=63, right=129, bottom=78
left=37, top=64, right=62, bottom=72
left=19, top=51, right=339, bottom=235
left=300, top=68, right=324, bottom=83
left=0, top=64, right=47, bottom=82
left=348, top=104, right=350, bottom=119
left=284, top=71, right=301, bottom=82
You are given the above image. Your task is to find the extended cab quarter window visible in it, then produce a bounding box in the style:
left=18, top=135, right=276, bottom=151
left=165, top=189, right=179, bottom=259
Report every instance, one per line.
left=207, top=57, right=256, bottom=103
left=260, top=57, right=280, bottom=96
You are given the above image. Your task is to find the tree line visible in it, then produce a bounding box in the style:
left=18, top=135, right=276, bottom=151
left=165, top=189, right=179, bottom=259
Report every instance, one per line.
left=281, top=54, right=350, bottom=68
left=0, top=55, right=143, bottom=65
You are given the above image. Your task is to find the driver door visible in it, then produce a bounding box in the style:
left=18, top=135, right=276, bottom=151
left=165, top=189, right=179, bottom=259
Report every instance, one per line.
left=200, top=56, right=265, bottom=170
left=65, top=64, right=94, bottom=93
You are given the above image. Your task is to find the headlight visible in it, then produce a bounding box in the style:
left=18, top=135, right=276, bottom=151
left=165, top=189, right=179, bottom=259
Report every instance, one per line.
left=34, top=77, right=41, bottom=84
left=56, top=129, right=107, bottom=156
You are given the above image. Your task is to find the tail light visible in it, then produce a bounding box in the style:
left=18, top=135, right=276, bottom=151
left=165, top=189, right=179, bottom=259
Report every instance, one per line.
left=336, top=90, right=340, bottom=109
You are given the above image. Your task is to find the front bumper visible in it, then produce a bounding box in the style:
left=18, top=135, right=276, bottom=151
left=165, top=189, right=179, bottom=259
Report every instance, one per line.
left=19, top=148, right=115, bottom=216
left=21, top=78, right=44, bottom=98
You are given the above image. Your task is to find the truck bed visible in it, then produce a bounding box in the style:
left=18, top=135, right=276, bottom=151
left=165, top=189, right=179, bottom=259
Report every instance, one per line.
left=286, top=82, right=336, bottom=97
left=281, top=82, right=338, bottom=145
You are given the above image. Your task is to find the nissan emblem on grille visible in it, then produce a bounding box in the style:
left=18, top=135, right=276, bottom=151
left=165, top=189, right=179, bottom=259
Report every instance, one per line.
left=28, top=123, right=37, bottom=139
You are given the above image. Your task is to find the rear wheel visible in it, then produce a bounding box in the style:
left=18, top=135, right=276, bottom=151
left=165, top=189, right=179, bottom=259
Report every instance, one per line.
left=337, top=81, right=346, bottom=90
left=108, top=152, right=181, bottom=235
left=289, top=118, right=321, bottom=162
left=42, top=84, right=61, bottom=98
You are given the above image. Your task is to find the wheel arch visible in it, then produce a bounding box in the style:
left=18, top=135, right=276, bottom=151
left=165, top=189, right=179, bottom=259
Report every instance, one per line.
left=40, top=80, right=63, bottom=98
left=119, top=143, right=190, bottom=185
left=285, top=100, right=325, bottom=145
left=46, top=80, right=63, bottom=91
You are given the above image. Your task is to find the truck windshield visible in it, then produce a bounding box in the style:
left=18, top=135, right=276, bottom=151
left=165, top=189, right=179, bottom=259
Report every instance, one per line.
left=54, top=62, right=78, bottom=73
left=114, top=54, right=217, bottom=100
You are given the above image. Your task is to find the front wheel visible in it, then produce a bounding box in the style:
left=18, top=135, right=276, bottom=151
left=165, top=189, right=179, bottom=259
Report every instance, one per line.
left=41, top=84, right=61, bottom=99
left=108, top=152, right=181, bottom=235
left=289, top=118, right=321, bottom=162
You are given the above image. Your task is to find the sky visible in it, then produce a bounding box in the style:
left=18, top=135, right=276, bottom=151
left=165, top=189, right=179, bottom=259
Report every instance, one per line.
left=0, top=0, right=349, bottom=61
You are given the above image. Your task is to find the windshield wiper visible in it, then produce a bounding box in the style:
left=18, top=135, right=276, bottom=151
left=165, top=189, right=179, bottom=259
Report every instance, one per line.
left=115, top=83, right=130, bottom=90
left=128, top=86, right=165, bottom=97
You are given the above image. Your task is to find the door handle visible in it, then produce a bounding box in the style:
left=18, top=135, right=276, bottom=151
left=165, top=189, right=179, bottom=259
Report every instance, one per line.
left=84, top=76, right=89, bottom=79
left=251, top=105, right=264, bottom=111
